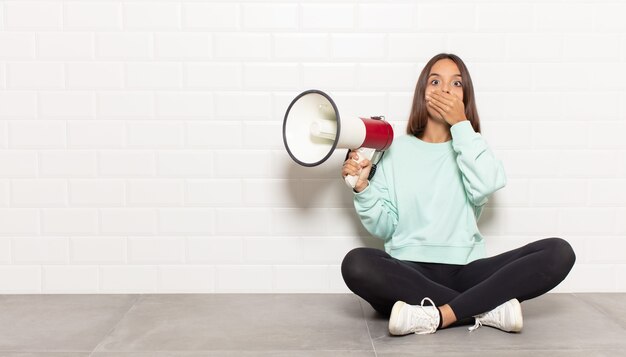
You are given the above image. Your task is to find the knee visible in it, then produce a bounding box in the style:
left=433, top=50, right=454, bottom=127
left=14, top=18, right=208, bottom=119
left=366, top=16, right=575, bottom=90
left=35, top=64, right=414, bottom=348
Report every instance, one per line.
left=341, top=247, right=380, bottom=287
left=544, top=237, right=576, bottom=277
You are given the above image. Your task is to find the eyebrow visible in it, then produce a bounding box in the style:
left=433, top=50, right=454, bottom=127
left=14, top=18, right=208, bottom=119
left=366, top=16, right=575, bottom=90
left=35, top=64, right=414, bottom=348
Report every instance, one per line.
left=429, top=73, right=462, bottom=77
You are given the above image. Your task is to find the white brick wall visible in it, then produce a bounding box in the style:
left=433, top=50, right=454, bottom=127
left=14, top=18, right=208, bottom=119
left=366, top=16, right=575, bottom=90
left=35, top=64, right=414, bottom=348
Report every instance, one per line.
left=0, top=0, right=624, bottom=294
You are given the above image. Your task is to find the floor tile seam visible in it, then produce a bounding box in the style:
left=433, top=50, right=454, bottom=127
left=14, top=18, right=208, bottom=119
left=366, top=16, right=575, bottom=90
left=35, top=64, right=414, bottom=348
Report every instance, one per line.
left=0, top=349, right=92, bottom=353
left=88, top=294, right=144, bottom=357
left=571, top=293, right=609, bottom=314
left=356, top=295, right=378, bottom=357
left=88, top=349, right=380, bottom=353
left=571, top=293, right=626, bottom=330
left=371, top=343, right=626, bottom=351
left=6, top=347, right=626, bottom=354
left=375, top=348, right=626, bottom=354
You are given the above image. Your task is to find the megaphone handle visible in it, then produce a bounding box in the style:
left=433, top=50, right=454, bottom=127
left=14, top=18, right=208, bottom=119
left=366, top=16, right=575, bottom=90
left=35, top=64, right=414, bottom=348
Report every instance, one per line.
left=345, top=147, right=376, bottom=189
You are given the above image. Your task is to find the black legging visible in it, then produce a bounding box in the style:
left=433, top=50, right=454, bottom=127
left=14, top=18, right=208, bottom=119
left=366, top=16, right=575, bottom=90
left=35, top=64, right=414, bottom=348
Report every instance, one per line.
left=341, top=237, right=576, bottom=322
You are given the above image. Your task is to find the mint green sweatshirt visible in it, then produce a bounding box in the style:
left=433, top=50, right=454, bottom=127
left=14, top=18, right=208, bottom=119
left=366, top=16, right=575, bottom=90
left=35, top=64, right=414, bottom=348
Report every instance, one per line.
left=353, top=120, right=506, bottom=265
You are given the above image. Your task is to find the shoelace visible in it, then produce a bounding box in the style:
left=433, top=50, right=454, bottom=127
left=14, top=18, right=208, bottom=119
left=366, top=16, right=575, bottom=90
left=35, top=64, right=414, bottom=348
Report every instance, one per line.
left=468, top=319, right=482, bottom=332
left=420, top=297, right=436, bottom=310
left=410, top=297, right=439, bottom=334
left=469, top=307, right=498, bottom=332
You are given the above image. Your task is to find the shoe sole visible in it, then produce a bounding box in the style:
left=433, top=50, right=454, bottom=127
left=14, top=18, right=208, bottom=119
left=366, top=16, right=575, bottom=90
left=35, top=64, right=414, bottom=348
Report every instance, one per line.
left=509, top=299, right=523, bottom=332
left=388, top=300, right=407, bottom=336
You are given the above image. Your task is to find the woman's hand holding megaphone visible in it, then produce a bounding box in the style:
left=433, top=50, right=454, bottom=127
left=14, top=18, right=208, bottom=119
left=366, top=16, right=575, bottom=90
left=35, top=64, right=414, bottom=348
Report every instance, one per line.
left=342, top=151, right=371, bottom=193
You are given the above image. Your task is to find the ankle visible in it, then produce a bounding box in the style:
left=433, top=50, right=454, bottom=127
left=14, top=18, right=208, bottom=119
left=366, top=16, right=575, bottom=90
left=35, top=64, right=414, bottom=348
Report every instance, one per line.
left=438, top=304, right=458, bottom=329
left=436, top=307, right=443, bottom=329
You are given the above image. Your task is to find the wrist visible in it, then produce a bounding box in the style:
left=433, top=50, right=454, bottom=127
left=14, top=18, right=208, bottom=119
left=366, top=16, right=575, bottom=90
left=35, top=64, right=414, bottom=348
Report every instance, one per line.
left=451, top=118, right=468, bottom=126
left=354, top=181, right=369, bottom=193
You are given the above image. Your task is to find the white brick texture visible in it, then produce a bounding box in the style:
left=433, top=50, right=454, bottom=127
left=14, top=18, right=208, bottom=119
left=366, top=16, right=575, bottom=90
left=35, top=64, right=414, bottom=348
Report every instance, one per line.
left=0, top=1, right=623, bottom=294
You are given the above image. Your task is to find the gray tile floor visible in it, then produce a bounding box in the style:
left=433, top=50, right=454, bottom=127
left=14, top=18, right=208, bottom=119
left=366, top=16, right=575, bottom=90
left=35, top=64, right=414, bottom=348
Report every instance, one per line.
left=0, top=293, right=624, bottom=356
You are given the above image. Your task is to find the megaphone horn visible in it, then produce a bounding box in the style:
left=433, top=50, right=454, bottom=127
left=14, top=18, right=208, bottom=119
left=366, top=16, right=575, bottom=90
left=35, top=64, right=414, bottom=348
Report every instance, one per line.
left=283, top=89, right=394, bottom=188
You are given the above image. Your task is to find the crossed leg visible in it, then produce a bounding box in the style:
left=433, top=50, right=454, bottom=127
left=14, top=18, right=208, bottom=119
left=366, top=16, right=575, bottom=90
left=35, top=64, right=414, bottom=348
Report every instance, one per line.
left=341, top=237, right=576, bottom=329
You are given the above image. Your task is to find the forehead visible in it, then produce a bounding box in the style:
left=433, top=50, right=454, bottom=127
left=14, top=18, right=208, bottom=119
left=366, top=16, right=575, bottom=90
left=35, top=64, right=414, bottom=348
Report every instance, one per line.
left=429, top=59, right=461, bottom=76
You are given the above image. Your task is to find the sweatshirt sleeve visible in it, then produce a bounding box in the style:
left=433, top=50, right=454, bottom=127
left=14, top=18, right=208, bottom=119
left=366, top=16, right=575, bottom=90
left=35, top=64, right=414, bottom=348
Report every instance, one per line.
left=450, top=120, right=507, bottom=207
left=351, top=153, right=398, bottom=241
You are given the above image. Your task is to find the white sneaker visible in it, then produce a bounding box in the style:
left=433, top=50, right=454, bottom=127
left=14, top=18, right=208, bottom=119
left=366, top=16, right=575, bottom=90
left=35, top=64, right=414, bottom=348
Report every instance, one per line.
left=469, top=298, right=523, bottom=333
left=388, top=297, right=440, bottom=336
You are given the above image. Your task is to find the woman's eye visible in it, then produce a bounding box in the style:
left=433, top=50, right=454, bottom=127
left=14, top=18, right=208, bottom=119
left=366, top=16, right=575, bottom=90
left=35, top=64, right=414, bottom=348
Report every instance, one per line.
left=454, top=81, right=463, bottom=86
left=430, top=79, right=439, bottom=85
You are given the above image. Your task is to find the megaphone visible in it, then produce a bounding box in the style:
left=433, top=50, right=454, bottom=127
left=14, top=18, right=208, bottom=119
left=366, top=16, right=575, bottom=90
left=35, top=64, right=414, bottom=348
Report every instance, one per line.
left=282, top=89, right=394, bottom=188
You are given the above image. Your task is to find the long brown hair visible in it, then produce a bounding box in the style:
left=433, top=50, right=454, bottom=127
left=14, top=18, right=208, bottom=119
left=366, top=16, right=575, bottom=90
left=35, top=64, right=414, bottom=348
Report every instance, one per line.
left=406, top=53, right=481, bottom=138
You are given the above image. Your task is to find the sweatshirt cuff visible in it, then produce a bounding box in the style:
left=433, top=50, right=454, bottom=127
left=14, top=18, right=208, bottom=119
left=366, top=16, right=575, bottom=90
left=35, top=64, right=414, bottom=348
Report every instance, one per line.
left=353, top=180, right=370, bottom=193
left=352, top=181, right=373, bottom=199
left=450, top=120, right=478, bottom=149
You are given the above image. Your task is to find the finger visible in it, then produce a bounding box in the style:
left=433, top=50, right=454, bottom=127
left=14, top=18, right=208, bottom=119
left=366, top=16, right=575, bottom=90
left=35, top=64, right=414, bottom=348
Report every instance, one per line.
left=427, top=100, right=446, bottom=118
left=348, top=159, right=361, bottom=169
left=343, top=160, right=357, bottom=168
left=343, top=157, right=358, bottom=165
left=426, top=92, right=446, bottom=107
left=431, top=91, right=456, bottom=106
left=442, top=91, right=460, bottom=104
left=344, top=160, right=357, bottom=170
left=428, top=92, right=454, bottom=107
left=428, top=97, right=449, bottom=113
left=427, top=95, right=448, bottom=109
left=348, top=162, right=360, bottom=171
left=342, top=165, right=354, bottom=176
left=343, top=167, right=359, bottom=177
